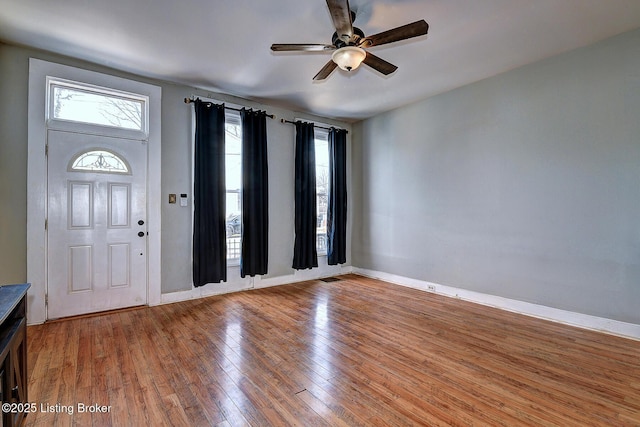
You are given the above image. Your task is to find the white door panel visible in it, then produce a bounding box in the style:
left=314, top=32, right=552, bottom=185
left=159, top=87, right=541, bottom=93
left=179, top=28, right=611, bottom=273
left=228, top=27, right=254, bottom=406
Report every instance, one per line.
left=47, top=129, right=147, bottom=319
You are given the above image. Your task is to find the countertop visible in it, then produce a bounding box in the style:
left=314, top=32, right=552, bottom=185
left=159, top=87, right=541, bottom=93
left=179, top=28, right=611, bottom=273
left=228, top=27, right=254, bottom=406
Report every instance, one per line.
left=0, top=283, right=30, bottom=325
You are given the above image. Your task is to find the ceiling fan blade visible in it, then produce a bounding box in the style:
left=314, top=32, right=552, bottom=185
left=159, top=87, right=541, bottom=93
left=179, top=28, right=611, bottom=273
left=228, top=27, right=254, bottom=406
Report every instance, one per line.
left=271, top=44, right=336, bottom=52
left=359, top=20, right=429, bottom=48
left=326, top=0, right=353, bottom=40
left=362, top=52, right=398, bottom=75
left=313, top=60, right=338, bottom=81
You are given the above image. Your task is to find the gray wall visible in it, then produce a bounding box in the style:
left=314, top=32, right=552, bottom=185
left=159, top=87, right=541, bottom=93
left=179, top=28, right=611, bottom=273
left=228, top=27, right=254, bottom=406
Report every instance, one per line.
left=0, top=43, right=351, bottom=294
left=0, top=44, right=28, bottom=284
left=353, top=28, right=640, bottom=324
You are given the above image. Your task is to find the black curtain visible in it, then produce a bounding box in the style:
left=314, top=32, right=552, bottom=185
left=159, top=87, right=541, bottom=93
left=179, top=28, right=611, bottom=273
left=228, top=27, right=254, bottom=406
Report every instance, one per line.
left=327, top=128, right=348, bottom=265
left=292, top=121, right=318, bottom=270
left=193, top=100, right=226, bottom=286
left=240, top=109, right=269, bottom=277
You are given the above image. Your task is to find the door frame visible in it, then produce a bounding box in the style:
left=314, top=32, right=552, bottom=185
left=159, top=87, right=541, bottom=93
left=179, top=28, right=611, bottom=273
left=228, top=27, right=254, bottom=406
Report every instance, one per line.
left=27, top=58, right=162, bottom=324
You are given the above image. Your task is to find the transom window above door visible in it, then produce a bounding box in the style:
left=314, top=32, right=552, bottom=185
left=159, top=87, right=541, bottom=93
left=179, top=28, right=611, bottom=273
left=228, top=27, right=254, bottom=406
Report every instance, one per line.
left=47, top=78, right=148, bottom=135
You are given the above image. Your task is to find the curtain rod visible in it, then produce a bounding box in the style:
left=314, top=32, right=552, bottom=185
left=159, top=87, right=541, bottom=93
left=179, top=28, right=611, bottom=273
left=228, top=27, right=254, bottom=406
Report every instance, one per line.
left=184, top=98, right=275, bottom=119
left=280, top=118, right=348, bottom=134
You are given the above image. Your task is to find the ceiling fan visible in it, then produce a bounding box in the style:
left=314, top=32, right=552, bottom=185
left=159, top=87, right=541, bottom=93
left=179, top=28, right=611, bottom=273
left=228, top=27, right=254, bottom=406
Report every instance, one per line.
left=270, top=0, right=429, bottom=80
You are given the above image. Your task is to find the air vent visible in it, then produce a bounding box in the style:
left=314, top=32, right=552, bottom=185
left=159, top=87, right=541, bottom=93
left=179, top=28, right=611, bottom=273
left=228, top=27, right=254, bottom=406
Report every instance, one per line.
left=320, top=277, right=341, bottom=283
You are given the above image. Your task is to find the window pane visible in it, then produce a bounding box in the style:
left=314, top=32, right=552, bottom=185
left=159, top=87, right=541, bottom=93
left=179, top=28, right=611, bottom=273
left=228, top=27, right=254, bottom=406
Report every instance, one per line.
left=225, top=120, right=242, bottom=261
left=315, top=133, right=329, bottom=254
left=70, top=150, right=129, bottom=174
left=52, top=84, right=144, bottom=131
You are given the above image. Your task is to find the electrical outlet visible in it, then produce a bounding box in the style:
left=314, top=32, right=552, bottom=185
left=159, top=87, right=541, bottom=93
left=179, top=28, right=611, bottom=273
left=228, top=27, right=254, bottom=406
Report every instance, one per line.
left=426, top=284, right=436, bottom=292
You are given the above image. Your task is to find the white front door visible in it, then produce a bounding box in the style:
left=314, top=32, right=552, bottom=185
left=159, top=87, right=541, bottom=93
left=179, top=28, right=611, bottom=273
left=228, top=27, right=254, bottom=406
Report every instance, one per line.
left=47, top=129, right=148, bottom=319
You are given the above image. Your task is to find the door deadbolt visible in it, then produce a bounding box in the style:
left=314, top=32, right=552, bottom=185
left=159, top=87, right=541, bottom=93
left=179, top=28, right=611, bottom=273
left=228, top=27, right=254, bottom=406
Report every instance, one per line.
left=138, top=220, right=145, bottom=225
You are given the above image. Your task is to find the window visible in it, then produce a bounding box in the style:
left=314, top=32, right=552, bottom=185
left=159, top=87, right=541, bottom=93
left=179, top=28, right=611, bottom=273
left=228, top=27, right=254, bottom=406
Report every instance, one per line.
left=191, top=101, right=244, bottom=267
left=225, top=111, right=242, bottom=264
left=69, top=149, right=130, bottom=174
left=315, top=129, right=329, bottom=255
left=48, top=78, right=147, bottom=133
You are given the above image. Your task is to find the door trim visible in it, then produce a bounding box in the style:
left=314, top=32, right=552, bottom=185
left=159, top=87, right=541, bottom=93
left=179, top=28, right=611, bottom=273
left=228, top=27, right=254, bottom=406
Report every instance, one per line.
left=27, top=58, right=162, bottom=323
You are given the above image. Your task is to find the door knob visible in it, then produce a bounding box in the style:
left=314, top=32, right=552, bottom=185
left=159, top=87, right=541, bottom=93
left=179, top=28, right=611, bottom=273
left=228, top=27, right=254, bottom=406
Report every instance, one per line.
left=138, top=231, right=145, bottom=237
left=138, top=220, right=145, bottom=225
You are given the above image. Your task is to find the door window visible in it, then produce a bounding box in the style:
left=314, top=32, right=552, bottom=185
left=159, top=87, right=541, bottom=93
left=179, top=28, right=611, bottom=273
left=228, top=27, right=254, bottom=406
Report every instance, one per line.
left=69, top=149, right=130, bottom=174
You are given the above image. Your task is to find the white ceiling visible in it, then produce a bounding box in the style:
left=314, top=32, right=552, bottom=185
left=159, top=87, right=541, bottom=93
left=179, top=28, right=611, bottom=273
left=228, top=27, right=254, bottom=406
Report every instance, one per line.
left=1, top=0, right=640, bottom=122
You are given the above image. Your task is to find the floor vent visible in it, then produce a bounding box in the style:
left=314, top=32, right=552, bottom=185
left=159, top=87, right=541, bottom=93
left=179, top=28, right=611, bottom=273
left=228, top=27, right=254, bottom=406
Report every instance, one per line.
left=320, top=277, right=341, bottom=283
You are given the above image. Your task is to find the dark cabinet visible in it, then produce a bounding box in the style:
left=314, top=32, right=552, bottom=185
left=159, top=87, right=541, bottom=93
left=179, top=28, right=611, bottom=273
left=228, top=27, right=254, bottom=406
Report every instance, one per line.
left=0, top=284, right=29, bottom=427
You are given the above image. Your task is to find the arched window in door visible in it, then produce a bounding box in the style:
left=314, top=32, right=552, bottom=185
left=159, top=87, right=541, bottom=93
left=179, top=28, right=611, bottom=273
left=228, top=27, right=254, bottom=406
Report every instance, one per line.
left=69, top=149, right=130, bottom=174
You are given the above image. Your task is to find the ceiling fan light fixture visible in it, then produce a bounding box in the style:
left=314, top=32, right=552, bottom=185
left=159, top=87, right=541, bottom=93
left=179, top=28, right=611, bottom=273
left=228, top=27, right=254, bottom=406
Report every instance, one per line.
left=331, top=46, right=366, bottom=72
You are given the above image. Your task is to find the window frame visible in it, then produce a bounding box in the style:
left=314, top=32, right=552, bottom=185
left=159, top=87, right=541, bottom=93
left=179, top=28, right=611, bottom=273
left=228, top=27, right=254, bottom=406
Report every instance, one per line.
left=224, top=109, right=243, bottom=266
left=46, top=77, right=149, bottom=140
left=314, top=128, right=330, bottom=256
left=294, top=119, right=330, bottom=256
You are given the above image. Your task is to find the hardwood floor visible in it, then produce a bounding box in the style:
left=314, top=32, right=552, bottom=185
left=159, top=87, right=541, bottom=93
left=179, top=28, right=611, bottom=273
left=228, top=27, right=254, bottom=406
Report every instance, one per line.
left=24, top=274, right=640, bottom=426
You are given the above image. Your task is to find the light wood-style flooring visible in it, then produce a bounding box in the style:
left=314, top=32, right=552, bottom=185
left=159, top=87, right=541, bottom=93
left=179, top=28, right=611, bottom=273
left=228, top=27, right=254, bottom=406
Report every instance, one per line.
left=25, top=274, right=640, bottom=426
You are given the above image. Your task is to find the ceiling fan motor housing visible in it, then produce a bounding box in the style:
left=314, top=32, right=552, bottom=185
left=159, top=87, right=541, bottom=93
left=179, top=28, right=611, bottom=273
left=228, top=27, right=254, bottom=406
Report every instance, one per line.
left=332, top=27, right=365, bottom=48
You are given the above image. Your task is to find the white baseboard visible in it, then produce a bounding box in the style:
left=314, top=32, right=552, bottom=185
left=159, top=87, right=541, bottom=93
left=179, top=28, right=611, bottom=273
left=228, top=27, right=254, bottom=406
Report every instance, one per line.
left=157, top=282, right=254, bottom=305
left=351, top=267, right=640, bottom=341
left=157, top=265, right=354, bottom=306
